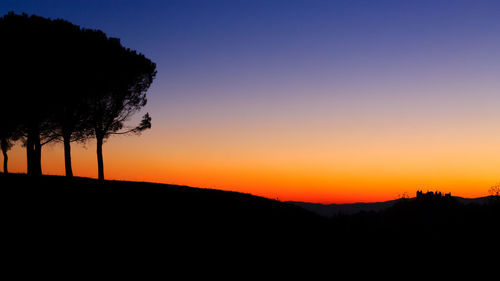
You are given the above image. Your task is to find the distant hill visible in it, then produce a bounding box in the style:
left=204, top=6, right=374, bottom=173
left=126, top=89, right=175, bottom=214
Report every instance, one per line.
left=289, top=195, right=495, bottom=217
left=289, top=200, right=399, bottom=217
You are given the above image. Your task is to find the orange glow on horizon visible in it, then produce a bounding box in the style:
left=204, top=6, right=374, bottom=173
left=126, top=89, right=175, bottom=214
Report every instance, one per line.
left=4, top=126, right=499, bottom=204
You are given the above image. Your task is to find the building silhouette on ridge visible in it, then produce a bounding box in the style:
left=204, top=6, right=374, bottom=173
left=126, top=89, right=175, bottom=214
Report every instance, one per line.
left=416, top=190, right=452, bottom=199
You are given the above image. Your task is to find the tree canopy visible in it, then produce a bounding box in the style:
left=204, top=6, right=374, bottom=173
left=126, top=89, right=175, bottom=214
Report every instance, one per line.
left=0, top=12, right=156, bottom=179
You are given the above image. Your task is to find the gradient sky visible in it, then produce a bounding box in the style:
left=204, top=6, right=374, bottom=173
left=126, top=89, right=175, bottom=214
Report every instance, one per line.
left=2, top=0, right=500, bottom=203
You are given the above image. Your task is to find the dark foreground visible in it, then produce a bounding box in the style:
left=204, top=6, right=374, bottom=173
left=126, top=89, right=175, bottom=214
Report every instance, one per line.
left=2, top=173, right=499, bottom=261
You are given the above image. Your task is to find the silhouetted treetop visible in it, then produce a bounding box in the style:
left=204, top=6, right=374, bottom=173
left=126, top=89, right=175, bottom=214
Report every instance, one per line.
left=0, top=12, right=156, bottom=179
left=76, top=25, right=157, bottom=180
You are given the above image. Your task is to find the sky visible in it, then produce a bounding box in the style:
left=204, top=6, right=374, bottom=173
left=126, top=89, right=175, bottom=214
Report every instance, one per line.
left=1, top=0, right=500, bottom=203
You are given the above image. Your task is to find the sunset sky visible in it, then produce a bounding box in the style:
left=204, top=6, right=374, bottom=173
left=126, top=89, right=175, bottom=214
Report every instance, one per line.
left=1, top=0, right=499, bottom=203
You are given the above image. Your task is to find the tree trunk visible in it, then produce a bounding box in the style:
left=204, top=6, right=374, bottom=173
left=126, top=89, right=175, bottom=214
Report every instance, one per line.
left=63, top=134, right=73, bottom=177
left=2, top=149, right=7, bottom=174
left=26, top=133, right=34, bottom=176
left=33, top=132, right=42, bottom=176
left=97, top=136, right=104, bottom=181
left=1, top=138, right=8, bottom=174
left=26, top=126, right=42, bottom=176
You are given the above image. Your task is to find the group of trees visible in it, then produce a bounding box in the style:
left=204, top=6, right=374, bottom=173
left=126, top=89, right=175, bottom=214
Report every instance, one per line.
left=0, top=12, right=156, bottom=180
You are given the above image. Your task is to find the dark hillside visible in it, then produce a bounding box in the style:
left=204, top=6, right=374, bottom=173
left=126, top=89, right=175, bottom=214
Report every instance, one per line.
left=3, top=174, right=499, bottom=258
left=329, top=192, right=500, bottom=248
left=1, top=173, right=330, bottom=255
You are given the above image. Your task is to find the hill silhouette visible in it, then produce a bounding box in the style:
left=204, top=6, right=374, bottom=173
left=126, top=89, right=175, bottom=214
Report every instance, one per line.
left=1, top=173, right=330, bottom=257
left=2, top=173, right=499, bottom=258
left=290, top=194, right=496, bottom=217
left=1, top=173, right=324, bottom=228
left=329, top=191, right=500, bottom=250
left=289, top=199, right=400, bottom=217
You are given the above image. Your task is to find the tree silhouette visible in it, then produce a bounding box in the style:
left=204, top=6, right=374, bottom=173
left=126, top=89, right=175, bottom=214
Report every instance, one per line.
left=0, top=136, right=12, bottom=174
left=0, top=67, right=19, bottom=174
left=0, top=13, right=19, bottom=175
left=1, top=13, right=66, bottom=176
left=490, top=184, right=500, bottom=197
left=0, top=92, right=21, bottom=174
left=84, top=34, right=156, bottom=180
left=0, top=12, right=156, bottom=179
left=48, top=21, right=95, bottom=178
